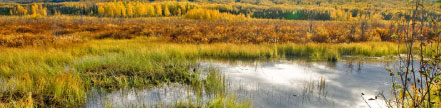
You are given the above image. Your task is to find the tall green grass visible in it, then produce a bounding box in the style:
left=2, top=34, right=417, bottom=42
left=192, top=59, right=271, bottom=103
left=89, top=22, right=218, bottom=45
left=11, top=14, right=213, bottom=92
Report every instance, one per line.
left=276, top=42, right=404, bottom=60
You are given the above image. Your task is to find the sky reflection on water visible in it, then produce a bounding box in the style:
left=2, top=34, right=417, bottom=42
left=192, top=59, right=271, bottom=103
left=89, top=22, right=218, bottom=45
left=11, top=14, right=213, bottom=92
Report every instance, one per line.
left=86, top=60, right=396, bottom=108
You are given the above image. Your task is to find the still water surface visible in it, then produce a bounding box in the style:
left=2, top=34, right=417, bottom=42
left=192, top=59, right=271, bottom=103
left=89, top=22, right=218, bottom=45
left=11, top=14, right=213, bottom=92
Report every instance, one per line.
left=86, top=60, right=396, bottom=108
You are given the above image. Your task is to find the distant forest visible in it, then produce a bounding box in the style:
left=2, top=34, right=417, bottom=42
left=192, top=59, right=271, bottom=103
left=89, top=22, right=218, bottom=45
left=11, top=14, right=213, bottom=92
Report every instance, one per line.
left=0, top=0, right=401, bottom=4
left=0, top=0, right=440, bottom=21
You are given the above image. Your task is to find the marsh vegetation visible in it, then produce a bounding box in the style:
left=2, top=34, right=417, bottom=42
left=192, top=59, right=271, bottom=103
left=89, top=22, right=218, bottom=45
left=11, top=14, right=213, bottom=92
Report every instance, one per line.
left=0, top=0, right=440, bottom=108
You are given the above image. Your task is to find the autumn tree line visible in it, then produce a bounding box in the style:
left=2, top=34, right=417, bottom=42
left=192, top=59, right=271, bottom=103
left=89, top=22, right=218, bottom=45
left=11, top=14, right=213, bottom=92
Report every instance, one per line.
left=95, top=2, right=199, bottom=17
left=9, top=3, right=47, bottom=17
left=5, top=2, right=199, bottom=17
left=0, top=0, right=408, bottom=5
left=1, top=1, right=440, bottom=21
left=0, top=1, right=440, bottom=22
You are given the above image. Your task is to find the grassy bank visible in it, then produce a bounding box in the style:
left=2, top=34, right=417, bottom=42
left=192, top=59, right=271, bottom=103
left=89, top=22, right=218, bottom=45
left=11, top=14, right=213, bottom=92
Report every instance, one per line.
left=0, top=37, right=404, bottom=107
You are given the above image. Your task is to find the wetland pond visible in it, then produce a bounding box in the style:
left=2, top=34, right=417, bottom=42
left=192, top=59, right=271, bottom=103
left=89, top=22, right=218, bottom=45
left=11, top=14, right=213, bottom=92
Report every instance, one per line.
left=86, top=59, right=396, bottom=108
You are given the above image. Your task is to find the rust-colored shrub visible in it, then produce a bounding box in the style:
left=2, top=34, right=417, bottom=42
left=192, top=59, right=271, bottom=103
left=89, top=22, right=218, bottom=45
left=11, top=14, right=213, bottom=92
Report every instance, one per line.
left=310, top=28, right=330, bottom=43
left=373, top=28, right=392, bottom=41
left=96, top=31, right=134, bottom=39
left=0, top=34, right=55, bottom=47
left=53, top=29, right=75, bottom=36
left=16, top=27, right=40, bottom=34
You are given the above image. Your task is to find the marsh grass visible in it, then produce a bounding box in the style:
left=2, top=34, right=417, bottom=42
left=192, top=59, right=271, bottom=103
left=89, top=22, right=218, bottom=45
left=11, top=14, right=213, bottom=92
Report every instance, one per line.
left=172, top=67, right=250, bottom=108
left=0, top=37, right=409, bottom=107
left=203, top=71, right=251, bottom=108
